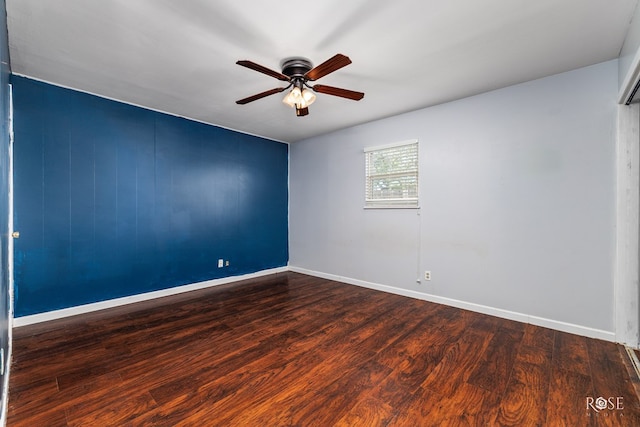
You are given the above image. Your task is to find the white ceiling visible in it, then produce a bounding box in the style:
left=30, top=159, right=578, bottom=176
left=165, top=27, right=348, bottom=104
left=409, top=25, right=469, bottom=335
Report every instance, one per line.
left=6, top=0, right=639, bottom=143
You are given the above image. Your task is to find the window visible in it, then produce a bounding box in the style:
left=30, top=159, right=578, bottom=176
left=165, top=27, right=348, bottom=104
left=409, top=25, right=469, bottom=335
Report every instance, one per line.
left=365, top=139, right=419, bottom=208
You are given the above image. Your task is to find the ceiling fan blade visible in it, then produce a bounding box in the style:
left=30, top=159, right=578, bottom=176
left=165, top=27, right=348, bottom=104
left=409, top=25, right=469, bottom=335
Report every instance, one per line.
left=304, top=54, right=352, bottom=81
left=236, top=87, right=286, bottom=105
left=236, top=60, right=289, bottom=81
left=312, top=84, right=364, bottom=101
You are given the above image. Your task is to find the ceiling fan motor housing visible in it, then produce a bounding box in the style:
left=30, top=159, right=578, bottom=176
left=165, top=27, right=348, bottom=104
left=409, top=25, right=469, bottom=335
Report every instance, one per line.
left=281, top=58, right=313, bottom=79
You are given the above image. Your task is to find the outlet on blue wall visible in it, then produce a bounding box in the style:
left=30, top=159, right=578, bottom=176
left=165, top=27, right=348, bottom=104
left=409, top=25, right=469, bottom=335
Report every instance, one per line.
left=12, top=76, right=289, bottom=317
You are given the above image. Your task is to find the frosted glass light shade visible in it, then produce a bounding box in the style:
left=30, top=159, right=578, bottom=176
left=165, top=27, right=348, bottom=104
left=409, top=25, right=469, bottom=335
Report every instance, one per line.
left=301, top=89, right=316, bottom=106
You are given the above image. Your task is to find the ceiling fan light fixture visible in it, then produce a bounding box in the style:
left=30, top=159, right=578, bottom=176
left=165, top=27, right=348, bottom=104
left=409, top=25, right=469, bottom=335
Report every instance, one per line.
left=282, top=86, right=316, bottom=109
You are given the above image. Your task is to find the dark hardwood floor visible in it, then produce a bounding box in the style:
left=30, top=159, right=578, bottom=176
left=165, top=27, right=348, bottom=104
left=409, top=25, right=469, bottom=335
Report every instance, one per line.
left=8, top=272, right=640, bottom=426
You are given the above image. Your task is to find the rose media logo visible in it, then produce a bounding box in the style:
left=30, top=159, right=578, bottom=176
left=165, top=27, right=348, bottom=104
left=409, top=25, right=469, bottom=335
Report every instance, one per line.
left=586, top=396, right=624, bottom=417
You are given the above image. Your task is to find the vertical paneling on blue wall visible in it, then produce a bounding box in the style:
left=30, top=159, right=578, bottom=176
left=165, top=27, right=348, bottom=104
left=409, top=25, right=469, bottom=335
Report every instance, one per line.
left=0, top=0, right=10, bottom=404
left=12, top=77, right=288, bottom=317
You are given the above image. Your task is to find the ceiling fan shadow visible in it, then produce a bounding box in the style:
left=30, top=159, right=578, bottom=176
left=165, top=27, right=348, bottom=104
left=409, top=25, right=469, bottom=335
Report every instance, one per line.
left=314, top=0, right=392, bottom=50
left=156, top=1, right=275, bottom=52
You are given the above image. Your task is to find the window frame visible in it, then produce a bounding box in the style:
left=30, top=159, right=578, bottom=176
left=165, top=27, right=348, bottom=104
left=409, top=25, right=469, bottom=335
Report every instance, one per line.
left=364, top=139, right=419, bottom=209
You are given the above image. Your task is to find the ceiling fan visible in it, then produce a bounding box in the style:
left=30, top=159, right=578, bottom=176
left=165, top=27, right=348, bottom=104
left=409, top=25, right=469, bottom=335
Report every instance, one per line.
left=235, top=54, right=364, bottom=117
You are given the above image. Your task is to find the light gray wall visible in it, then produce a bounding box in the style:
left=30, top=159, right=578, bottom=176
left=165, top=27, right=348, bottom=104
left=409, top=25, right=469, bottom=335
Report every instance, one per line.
left=290, top=60, right=618, bottom=333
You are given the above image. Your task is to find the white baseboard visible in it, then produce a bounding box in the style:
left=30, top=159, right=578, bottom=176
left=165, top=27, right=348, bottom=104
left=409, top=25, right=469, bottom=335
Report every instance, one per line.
left=289, top=266, right=616, bottom=342
left=13, top=267, right=288, bottom=327
left=13, top=265, right=617, bottom=343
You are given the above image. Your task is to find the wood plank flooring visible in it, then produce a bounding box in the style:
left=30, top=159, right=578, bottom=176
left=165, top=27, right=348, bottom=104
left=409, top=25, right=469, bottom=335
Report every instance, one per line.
left=8, top=272, right=640, bottom=426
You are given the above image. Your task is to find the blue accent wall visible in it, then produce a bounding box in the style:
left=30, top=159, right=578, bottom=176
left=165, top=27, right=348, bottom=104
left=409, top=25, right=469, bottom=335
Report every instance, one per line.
left=12, top=76, right=288, bottom=317
left=0, top=0, right=10, bottom=403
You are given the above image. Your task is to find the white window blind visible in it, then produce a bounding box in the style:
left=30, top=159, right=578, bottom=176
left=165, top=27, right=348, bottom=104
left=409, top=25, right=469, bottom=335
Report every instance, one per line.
left=364, top=139, right=419, bottom=208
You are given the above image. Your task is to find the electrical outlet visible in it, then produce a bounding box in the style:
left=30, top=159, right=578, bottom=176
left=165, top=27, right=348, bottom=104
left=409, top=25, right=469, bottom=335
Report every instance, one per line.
left=218, top=259, right=224, bottom=268
left=424, top=271, right=431, bottom=281
left=225, top=260, right=229, bottom=267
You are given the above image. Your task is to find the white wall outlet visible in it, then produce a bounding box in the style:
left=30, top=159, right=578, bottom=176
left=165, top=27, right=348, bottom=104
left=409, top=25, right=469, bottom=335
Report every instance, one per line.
left=225, top=260, right=229, bottom=267
left=218, top=259, right=224, bottom=268
left=424, top=271, right=431, bottom=281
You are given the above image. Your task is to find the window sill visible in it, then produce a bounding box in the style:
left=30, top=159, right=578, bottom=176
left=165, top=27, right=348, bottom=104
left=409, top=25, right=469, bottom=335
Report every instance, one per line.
left=364, top=205, right=420, bottom=210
